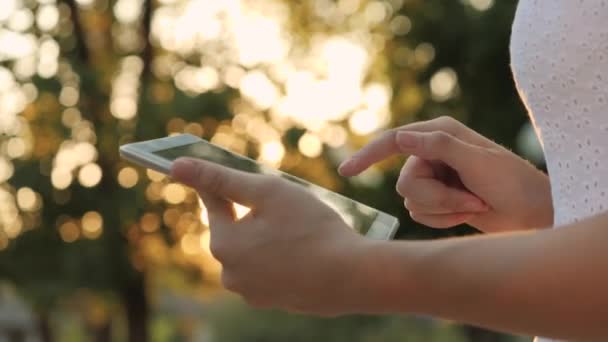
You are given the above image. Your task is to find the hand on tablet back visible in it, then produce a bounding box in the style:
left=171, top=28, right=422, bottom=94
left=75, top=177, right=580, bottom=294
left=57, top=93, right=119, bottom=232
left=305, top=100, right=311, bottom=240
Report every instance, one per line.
left=339, top=116, right=554, bottom=233
left=172, top=158, right=368, bottom=315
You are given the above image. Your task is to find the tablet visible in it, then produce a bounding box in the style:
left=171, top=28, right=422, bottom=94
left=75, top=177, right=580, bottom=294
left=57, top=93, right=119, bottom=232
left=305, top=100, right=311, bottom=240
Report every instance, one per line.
left=120, top=134, right=399, bottom=239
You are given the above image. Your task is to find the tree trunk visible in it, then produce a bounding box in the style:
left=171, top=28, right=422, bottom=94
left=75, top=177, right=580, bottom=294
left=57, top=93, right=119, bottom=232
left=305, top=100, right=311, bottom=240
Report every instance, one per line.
left=91, top=320, right=112, bottom=342
left=123, top=273, right=149, bottom=342
left=6, top=328, right=25, bottom=342
left=37, top=311, right=53, bottom=342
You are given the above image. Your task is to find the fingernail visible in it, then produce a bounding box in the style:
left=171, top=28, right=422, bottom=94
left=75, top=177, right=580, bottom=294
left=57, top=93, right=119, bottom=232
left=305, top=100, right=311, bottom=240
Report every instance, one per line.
left=173, top=158, right=197, bottom=172
left=396, top=131, right=419, bottom=149
left=171, top=158, right=198, bottom=182
left=338, top=159, right=355, bottom=174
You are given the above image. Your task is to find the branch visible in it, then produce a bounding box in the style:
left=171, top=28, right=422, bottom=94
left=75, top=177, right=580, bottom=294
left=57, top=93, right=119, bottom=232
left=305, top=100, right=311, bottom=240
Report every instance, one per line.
left=134, top=0, right=154, bottom=141
left=141, top=0, right=153, bottom=77
left=62, top=0, right=89, bottom=64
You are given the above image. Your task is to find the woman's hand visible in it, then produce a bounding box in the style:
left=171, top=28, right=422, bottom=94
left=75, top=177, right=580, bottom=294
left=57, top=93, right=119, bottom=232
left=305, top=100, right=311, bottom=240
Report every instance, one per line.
left=339, top=116, right=553, bottom=233
left=171, top=158, right=369, bottom=316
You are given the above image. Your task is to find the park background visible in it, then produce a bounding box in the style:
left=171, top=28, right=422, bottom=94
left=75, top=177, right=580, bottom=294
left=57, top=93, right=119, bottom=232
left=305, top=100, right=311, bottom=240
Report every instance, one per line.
left=0, top=0, right=544, bottom=340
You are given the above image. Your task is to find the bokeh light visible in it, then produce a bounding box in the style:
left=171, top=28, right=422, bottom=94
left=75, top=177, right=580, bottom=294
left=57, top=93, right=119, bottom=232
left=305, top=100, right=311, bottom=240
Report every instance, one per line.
left=146, top=169, right=165, bottom=182
left=163, top=183, right=186, bottom=205
left=78, top=163, right=103, bottom=187
left=81, top=211, right=103, bottom=239
left=298, top=133, right=323, bottom=158
left=16, top=187, right=39, bottom=211
left=59, top=221, right=80, bottom=243
left=118, top=167, right=139, bottom=188
left=430, top=67, right=458, bottom=102
left=140, top=212, right=161, bottom=233
left=465, top=0, right=495, bottom=11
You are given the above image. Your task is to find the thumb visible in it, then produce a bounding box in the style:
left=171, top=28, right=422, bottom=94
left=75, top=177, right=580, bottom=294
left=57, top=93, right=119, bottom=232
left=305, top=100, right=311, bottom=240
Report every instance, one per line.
left=396, top=131, right=486, bottom=172
left=171, top=158, right=266, bottom=207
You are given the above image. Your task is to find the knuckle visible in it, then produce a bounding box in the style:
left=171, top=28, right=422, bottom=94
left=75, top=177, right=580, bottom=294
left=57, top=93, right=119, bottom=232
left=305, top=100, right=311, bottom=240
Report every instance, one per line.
left=434, top=115, right=456, bottom=127
left=209, top=240, right=230, bottom=262
left=435, top=115, right=460, bottom=129
left=480, top=146, right=504, bottom=160
left=435, top=115, right=452, bottom=123
left=382, top=128, right=398, bottom=141
left=427, top=131, right=452, bottom=149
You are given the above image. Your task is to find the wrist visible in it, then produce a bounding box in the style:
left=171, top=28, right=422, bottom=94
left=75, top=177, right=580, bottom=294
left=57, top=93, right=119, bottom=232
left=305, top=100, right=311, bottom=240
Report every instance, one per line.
left=522, top=171, right=554, bottom=229
left=347, top=238, right=420, bottom=314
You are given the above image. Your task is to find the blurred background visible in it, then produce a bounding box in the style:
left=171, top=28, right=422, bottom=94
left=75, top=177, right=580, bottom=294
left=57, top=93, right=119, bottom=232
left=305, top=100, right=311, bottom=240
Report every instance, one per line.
left=0, top=0, right=544, bottom=341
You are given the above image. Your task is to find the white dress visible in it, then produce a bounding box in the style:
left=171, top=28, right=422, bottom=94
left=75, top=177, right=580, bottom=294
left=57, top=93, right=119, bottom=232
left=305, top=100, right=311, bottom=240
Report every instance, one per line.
left=510, top=0, right=608, bottom=341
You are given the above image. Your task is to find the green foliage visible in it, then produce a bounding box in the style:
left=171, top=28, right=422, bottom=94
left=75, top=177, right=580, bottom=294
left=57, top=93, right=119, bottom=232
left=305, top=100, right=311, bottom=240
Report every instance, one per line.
left=208, top=300, right=467, bottom=342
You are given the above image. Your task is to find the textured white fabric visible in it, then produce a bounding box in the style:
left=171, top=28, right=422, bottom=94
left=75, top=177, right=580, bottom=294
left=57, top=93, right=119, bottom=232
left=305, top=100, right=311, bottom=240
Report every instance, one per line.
left=510, top=1, right=608, bottom=341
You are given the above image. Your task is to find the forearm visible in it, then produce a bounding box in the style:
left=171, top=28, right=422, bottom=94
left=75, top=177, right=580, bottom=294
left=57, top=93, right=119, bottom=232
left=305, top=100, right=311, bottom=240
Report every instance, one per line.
left=358, top=212, right=608, bottom=340
left=520, top=169, right=554, bottom=230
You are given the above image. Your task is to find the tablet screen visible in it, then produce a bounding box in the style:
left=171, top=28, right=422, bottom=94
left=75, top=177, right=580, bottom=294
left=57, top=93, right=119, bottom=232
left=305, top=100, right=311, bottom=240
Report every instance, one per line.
left=153, top=141, right=383, bottom=236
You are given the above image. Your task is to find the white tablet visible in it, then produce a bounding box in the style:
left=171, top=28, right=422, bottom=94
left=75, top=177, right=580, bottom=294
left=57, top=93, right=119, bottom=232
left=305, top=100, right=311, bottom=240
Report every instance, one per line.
left=120, top=134, right=399, bottom=240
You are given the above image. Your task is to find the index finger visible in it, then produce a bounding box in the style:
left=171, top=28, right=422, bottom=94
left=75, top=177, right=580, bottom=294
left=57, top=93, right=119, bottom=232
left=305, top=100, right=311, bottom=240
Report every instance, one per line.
left=338, top=117, right=489, bottom=176
left=338, top=129, right=400, bottom=176
left=171, top=158, right=268, bottom=207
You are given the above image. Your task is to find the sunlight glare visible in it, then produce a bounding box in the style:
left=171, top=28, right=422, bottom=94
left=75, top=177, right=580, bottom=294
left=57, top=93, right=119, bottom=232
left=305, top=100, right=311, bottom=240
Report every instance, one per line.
left=78, top=163, right=102, bottom=188
left=259, top=140, right=285, bottom=167
left=199, top=199, right=209, bottom=226
left=114, top=0, right=143, bottom=24
left=51, top=168, right=72, bottom=189
left=0, top=30, right=36, bottom=60
left=363, top=83, right=391, bottom=110
left=239, top=71, right=280, bottom=110
left=349, top=109, right=384, bottom=136
left=364, top=1, right=387, bottom=25
left=199, top=229, right=210, bottom=253
left=181, top=233, right=200, bottom=255
left=16, top=187, right=37, bottom=211
left=36, top=4, right=59, bottom=31
left=0, top=158, right=15, bottom=183
left=234, top=203, right=251, bottom=219
left=430, top=67, right=458, bottom=102
left=298, top=133, right=323, bottom=158
left=0, top=67, right=15, bottom=92
left=163, top=183, right=186, bottom=205
left=233, top=13, right=289, bottom=67
left=0, top=0, right=18, bottom=22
